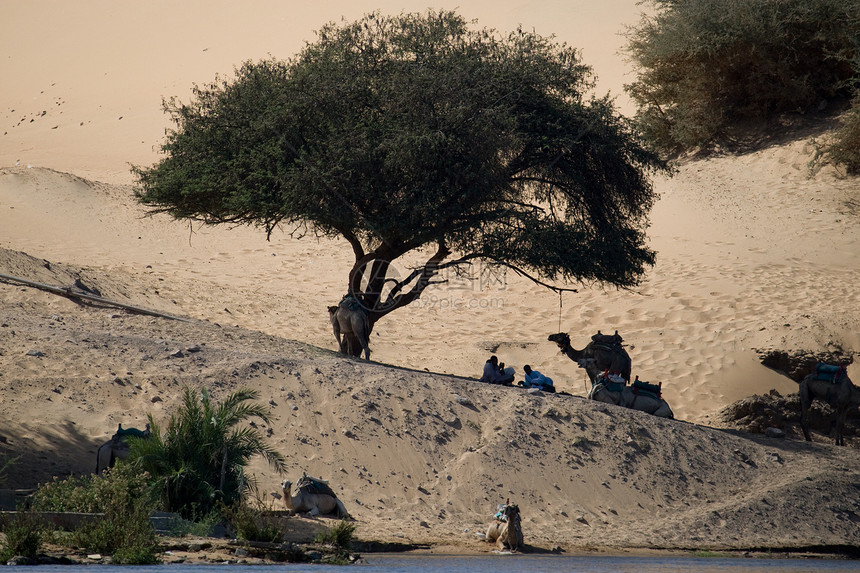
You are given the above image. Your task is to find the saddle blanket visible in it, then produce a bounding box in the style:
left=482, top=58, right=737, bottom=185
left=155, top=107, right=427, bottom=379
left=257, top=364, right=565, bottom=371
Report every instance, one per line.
left=296, top=474, right=337, bottom=498
left=814, top=363, right=846, bottom=383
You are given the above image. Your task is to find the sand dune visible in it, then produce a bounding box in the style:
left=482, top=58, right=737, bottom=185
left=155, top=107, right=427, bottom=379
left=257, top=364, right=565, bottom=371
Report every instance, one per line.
left=2, top=0, right=859, bottom=555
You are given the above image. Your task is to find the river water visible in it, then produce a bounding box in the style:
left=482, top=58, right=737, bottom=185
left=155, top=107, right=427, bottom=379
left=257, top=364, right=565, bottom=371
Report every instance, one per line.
left=23, top=554, right=859, bottom=572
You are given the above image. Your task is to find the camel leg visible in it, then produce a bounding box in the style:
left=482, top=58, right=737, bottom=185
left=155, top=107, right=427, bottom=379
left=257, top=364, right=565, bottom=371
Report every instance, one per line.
left=95, top=441, right=111, bottom=475
left=799, top=384, right=813, bottom=442
left=335, top=499, right=350, bottom=519
left=835, top=406, right=848, bottom=446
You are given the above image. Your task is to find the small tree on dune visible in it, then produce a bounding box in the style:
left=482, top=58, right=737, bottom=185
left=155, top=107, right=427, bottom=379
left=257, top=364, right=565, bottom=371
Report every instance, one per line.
left=129, top=387, right=285, bottom=519
left=134, top=10, right=668, bottom=353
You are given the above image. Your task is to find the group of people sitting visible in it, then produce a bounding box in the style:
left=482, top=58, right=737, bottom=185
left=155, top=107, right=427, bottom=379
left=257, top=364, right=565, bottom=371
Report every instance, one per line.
left=479, top=355, right=555, bottom=392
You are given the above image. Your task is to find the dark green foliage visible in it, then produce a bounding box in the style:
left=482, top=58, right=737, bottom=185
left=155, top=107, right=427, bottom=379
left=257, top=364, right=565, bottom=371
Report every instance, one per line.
left=0, top=454, right=18, bottom=488
left=135, top=10, right=667, bottom=328
left=223, top=502, right=284, bottom=543
left=824, top=97, right=860, bottom=173
left=314, top=519, right=356, bottom=549
left=0, top=511, right=43, bottom=561
left=626, top=0, right=860, bottom=154
left=314, top=520, right=357, bottom=565
left=31, top=465, right=159, bottom=564
left=128, top=387, right=286, bottom=519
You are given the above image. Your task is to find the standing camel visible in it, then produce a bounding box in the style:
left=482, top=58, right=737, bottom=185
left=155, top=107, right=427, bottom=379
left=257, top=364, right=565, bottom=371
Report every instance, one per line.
left=328, top=296, right=371, bottom=360
left=548, top=331, right=631, bottom=382
left=798, top=363, right=860, bottom=446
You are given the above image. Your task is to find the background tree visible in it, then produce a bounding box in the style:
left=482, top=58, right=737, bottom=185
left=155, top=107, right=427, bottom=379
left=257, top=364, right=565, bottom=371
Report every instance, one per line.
left=625, top=0, right=860, bottom=154
left=134, top=10, right=667, bottom=352
left=129, top=387, right=285, bottom=519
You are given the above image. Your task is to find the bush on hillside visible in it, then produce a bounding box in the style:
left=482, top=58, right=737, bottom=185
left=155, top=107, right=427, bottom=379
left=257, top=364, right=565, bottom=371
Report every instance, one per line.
left=823, top=96, right=860, bottom=174
left=625, top=0, right=860, bottom=154
left=31, top=464, right=159, bottom=564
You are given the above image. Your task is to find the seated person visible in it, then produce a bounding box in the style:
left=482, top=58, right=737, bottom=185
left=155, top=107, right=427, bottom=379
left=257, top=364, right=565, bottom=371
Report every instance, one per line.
left=522, top=364, right=555, bottom=392
left=479, top=355, right=515, bottom=385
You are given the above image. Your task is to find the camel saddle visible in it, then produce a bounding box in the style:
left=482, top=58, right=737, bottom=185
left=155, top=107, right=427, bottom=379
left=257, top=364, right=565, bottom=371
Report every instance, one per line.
left=814, top=363, right=847, bottom=383
left=295, top=474, right=337, bottom=498
left=632, top=378, right=662, bottom=399
left=591, top=330, right=624, bottom=350
left=339, top=294, right=367, bottom=315
left=114, top=423, right=150, bottom=440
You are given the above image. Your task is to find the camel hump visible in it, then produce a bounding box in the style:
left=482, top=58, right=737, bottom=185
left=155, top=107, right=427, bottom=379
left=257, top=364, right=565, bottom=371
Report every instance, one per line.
left=296, top=474, right=337, bottom=498
left=339, top=294, right=367, bottom=315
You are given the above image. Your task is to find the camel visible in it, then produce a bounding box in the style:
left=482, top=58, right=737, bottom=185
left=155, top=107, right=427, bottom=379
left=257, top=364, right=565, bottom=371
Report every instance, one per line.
left=95, top=423, right=150, bottom=475
left=548, top=331, right=631, bottom=382
left=578, top=358, right=674, bottom=419
left=486, top=502, right=524, bottom=552
left=798, top=363, right=860, bottom=446
left=281, top=474, right=350, bottom=518
left=328, top=296, right=371, bottom=360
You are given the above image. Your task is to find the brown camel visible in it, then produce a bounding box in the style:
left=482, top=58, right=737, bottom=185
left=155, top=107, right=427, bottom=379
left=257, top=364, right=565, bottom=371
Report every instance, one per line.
left=486, top=502, right=523, bottom=552
left=799, top=363, right=860, bottom=446
left=548, top=331, right=631, bottom=382
left=95, top=423, right=150, bottom=475
left=328, top=296, right=371, bottom=360
left=577, top=358, right=674, bottom=419
left=281, top=474, right=350, bottom=518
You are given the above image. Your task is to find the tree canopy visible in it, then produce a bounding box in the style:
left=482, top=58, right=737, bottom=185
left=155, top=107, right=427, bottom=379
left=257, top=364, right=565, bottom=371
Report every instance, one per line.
left=135, top=10, right=667, bottom=330
left=624, top=0, right=860, bottom=154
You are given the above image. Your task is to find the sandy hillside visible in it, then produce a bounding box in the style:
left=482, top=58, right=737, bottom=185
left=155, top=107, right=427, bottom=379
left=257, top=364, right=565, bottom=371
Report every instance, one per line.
left=2, top=0, right=860, bottom=555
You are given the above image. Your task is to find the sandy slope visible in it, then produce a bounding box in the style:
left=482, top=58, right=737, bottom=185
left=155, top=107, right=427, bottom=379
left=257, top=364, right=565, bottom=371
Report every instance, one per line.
left=1, top=245, right=860, bottom=554
left=2, top=0, right=860, bottom=555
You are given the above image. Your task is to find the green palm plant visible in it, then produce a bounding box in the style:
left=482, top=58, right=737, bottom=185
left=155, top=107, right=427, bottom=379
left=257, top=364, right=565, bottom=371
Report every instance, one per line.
left=129, top=387, right=285, bottom=519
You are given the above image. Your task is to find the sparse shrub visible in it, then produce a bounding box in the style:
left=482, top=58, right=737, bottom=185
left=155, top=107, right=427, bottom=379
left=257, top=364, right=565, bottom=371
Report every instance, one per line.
left=222, top=502, right=284, bottom=543
left=32, top=464, right=159, bottom=564
left=823, top=96, right=860, bottom=173
left=0, top=454, right=19, bottom=488
left=314, top=519, right=356, bottom=549
left=0, top=511, right=44, bottom=562
left=314, top=519, right=357, bottom=564
left=626, top=0, right=860, bottom=154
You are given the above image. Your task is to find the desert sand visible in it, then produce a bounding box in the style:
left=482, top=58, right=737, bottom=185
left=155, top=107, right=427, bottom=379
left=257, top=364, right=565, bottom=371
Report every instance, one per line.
left=2, top=0, right=860, bottom=555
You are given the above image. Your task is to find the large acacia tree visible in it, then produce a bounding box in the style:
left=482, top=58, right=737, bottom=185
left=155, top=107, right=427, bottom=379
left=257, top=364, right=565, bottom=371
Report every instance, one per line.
left=135, top=10, right=667, bottom=350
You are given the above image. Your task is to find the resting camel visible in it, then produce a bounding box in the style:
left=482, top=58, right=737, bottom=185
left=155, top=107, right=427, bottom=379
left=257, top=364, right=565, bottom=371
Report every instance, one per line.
left=95, top=423, right=150, bottom=475
left=328, top=297, right=371, bottom=360
left=282, top=474, right=350, bottom=518
left=486, top=502, right=523, bottom=552
left=578, top=358, right=674, bottom=419
left=548, top=331, right=631, bottom=382
left=798, top=364, right=860, bottom=446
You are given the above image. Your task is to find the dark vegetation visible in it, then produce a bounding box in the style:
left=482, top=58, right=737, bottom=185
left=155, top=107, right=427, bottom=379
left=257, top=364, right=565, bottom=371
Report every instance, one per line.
left=1, top=388, right=353, bottom=564
left=625, top=0, right=860, bottom=167
left=130, top=387, right=286, bottom=520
